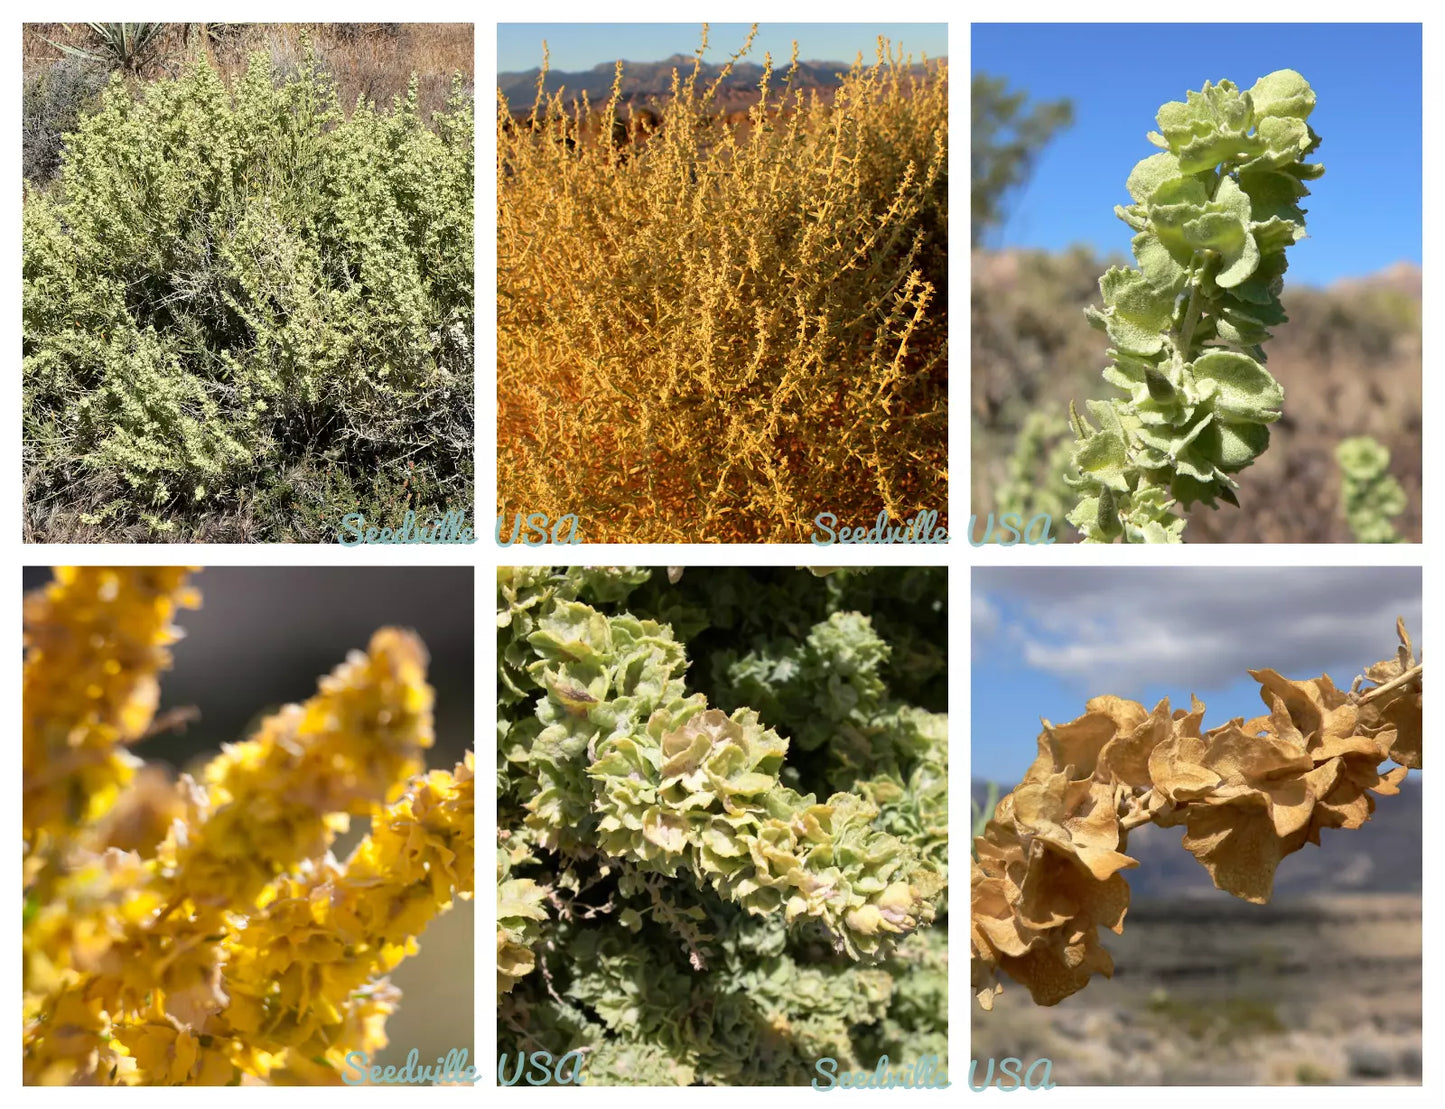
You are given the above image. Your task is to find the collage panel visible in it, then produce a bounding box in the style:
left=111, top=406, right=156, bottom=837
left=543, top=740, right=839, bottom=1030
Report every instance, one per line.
left=498, top=566, right=948, bottom=1086
left=22, top=23, right=475, bottom=544
left=970, top=22, right=1422, bottom=544
left=497, top=23, right=948, bottom=544
left=971, top=567, right=1422, bottom=1088
left=21, top=566, right=476, bottom=1084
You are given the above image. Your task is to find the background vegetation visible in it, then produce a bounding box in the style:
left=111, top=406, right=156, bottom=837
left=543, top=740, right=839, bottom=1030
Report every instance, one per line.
left=498, top=31, right=947, bottom=542
left=973, top=248, right=1422, bottom=543
left=22, top=24, right=474, bottom=542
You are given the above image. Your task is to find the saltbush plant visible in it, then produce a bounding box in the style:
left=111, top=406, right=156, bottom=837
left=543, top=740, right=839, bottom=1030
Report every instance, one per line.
left=498, top=28, right=947, bottom=542
left=22, top=568, right=474, bottom=1084
left=1066, top=70, right=1323, bottom=542
left=498, top=567, right=947, bottom=1084
left=23, top=44, right=473, bottom=541
left=1336, top=435, right=1406, bottom=543
left=972, top=621, right=1421, bottom=1009
left=996, top=410, right=1074, bottom=530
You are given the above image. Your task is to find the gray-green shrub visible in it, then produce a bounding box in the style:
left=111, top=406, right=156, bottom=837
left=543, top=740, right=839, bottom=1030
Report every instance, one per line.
left=23, top=44, right=473, bottom=540
left=22, top=56, right=110, bottom=185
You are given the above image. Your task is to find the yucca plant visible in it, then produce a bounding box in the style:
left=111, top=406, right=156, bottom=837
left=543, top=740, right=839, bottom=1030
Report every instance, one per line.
left=43, top=23, right=167, bottom=76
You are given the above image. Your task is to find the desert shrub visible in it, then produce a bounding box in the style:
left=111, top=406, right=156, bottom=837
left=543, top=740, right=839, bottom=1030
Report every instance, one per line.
left=498, top=31, right=947, bottom=542
left=498, top=567, right=947, bottom=1084
left=995, top=410, right=1075, bottom=529
left=22, top=44, right=473, bottom=541
left=22, top=55, right=109, bottom=184
left=1336, top=435, right=1406, bottom=542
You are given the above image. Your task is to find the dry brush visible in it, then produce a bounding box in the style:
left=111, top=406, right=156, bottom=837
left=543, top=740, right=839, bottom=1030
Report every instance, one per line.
left=498, top=28, right=947, bottom=542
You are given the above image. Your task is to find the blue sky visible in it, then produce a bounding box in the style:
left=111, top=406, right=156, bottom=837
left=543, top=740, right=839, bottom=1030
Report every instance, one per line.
left=498, top=23, right=947, bottom=75
left=974, top=23, right=1422, bottom=286
left=972, top=567, right=1422, bottom=784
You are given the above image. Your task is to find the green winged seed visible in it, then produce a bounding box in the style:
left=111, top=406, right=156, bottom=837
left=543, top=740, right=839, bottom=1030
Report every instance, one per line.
left=1191, top=350, right=1284, bottom=423
left=1249, top=70, right=1315, bottom=122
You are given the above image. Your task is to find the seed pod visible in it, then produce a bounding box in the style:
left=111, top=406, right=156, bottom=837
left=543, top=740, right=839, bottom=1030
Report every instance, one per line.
left=1096, top=486, right=1121, bottom=537
left=1144, top=366, right=1176, bottom=402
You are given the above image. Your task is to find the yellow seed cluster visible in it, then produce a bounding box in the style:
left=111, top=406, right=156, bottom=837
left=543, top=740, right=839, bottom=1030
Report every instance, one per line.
left=22, top=569, right=474, bottom=1086
left=23, top=567, right=199, bottom=844
left=224, top=755, right=475, bottom=1077
left=971, top=623, right=1422, bottom=1010
left=162, top=628, right=436, bottom=909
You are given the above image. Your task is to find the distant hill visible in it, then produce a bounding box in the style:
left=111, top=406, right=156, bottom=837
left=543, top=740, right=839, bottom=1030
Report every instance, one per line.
left=971, top=246, right=1423, bottom=543
left=971, top=775, right=1421, bottom=898
left=498, top=55, right=941, bottom=115
left=1331, top=260, right=1422, bottom=299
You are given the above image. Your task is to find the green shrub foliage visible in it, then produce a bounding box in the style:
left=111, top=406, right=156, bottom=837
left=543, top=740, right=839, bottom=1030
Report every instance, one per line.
left=498, top=567, right=947, bottom=1086
left=1066, top=70, right=1322, bottom=542
left=23, top=46, right=473, bottom=538
left=1336, top=435, right=1405, bottom=543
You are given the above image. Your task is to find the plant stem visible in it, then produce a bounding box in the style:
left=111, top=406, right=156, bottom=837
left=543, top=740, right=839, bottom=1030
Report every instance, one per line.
left=1177, top=258, right=1203, bottom=353
left=1357, top=663, right=1423, bottom=705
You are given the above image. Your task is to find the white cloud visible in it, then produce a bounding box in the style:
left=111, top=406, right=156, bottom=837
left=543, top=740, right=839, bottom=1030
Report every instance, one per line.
left=971, top=590, right=999, bottom=642
left=974, top=567, right=1422, bottom=692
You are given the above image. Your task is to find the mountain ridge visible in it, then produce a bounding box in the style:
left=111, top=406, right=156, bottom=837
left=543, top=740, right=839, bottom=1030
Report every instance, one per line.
left=498, top=55, right=942, bottom=110
left=971, top=775, right=1421, bottom=897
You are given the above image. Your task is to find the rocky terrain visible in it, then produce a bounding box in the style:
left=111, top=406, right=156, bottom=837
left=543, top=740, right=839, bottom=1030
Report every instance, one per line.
left=972, top=895, right=1422, bottom=1086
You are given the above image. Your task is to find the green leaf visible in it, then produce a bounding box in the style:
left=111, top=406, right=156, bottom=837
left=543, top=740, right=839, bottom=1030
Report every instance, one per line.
left=1131, top=231, right=1189, bottom=296
left=1147, top=176, right=1211, bottom=258
left=1125, top=151, right=1185, bottom=205
left=1248, top=69, right=1316, bottom=122
left=1213, top=420, right=1271, bottom=471
left=1238, top=168, right=1308, bottom=226
left=1071, top=428, right=1130, bottom=492
left=1215, top=303, right=1271, bottom=346
left=1099, top=267, right=1174, bottom=354
left=1190, top=350, right=1283, bottom=423
left=1253, top=114, right=1313, bottom=167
